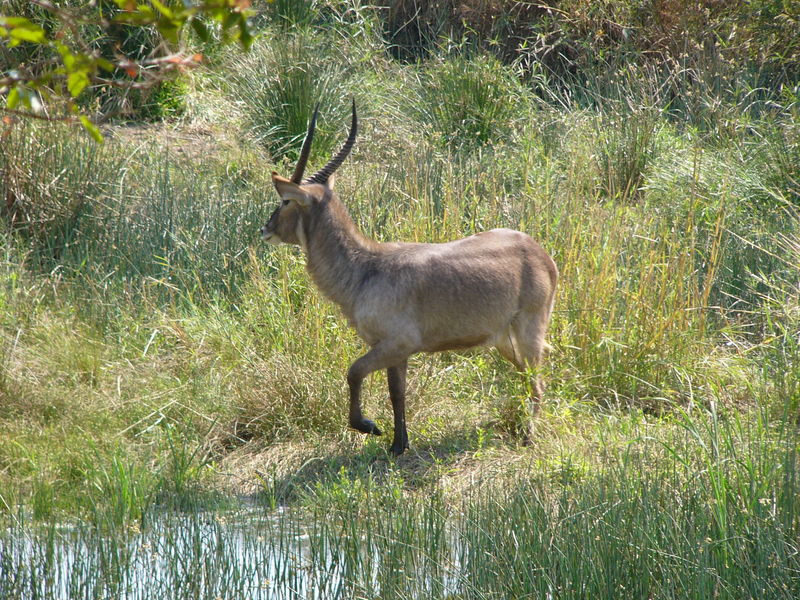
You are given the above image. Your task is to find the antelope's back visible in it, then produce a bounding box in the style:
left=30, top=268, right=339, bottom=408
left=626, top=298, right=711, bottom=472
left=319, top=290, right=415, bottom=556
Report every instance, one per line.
left=357, top=228, right=556, bottom=348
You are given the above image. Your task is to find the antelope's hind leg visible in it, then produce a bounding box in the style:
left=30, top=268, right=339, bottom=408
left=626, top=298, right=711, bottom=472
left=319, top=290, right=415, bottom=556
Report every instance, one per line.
left=495, top=320, right=548, bottom=439
left=387, top=360, right=409, bottom=456
left=512, top=314, right=549, bottom=410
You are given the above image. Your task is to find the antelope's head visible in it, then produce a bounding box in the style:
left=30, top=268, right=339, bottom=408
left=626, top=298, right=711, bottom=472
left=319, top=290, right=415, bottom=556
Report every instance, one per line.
left=261, top=101, right=357, bottom=247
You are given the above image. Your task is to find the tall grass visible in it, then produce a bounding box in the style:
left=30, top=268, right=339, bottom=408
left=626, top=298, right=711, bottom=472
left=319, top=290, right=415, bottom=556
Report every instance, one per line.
left=459, top=438, right=799, bottom=599
left=0, top=123, right=267, bottom=303
left=0, top=7, right=798, bottom=564
left=1, top=407, right=797, bottom=599
left=413, top=54, right=528, bottom=151
left=265, top=0, right=319, bottom=30
left=593, top=106, right=661, bottom=201
left=221, top=31, right=364, bottom=163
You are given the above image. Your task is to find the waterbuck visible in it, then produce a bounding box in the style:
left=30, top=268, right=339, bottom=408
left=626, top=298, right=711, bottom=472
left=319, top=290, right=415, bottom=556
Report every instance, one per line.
left=261, top=102, right=557, bottom=456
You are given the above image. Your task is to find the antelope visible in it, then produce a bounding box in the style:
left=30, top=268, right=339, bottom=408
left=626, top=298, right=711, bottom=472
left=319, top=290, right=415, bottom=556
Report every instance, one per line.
left=261, top=101, right=558, bottom=456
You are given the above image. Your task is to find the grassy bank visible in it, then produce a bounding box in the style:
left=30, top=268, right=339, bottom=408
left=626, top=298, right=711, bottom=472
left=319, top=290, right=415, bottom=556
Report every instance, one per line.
left=1, top=2, right=799, bottom=596
left=2, top=408, right=798, bottom=598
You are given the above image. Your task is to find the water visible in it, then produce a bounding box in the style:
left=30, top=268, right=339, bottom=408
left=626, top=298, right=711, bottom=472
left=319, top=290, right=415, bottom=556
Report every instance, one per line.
left=5, top=474, right=799, bottom=599
left=0, top=503, right=454, bottom=600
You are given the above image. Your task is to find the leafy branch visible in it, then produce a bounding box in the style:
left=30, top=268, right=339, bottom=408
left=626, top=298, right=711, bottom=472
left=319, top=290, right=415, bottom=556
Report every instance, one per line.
left=0, top=0, right=256, bottom=140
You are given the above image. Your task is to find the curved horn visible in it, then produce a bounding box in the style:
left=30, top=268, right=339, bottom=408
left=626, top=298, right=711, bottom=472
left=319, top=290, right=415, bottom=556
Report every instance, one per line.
left=290, top=104, right=319, bottom=184
left=305, top=99, right=357, bottom=185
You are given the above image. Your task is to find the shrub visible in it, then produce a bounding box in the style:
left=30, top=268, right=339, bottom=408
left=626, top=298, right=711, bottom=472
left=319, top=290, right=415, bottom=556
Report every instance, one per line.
left=222, top=32, right=356, bottom=163
left=594, top=107, right=661, bottom=201
left=414, top=54, right=527, bottom=151
left=139, top=78, right=189, bottom=121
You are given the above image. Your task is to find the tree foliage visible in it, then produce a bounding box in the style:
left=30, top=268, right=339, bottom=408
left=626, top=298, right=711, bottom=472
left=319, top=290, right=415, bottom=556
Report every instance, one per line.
left=0, top=0, right=255, bottom=139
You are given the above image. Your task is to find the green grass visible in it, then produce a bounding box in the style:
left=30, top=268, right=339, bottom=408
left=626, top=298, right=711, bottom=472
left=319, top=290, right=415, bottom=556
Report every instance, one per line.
left=0, top=8, right=799, bottom=598
left=413, top=54, right=529, bottom=151
left=0, top=122, right=267, bottom=303
left=219, top=29, right=370, bottom=163
left=1, top=409, right=797, bottom=599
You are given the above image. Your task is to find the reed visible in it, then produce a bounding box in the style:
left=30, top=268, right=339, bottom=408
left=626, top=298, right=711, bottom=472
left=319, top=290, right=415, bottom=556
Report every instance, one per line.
left=1, top=407, right=797, bottom=599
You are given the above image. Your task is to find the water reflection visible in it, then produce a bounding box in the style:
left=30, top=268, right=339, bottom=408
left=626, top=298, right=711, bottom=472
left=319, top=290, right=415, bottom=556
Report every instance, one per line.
left=1, top=503, right=452, bottom=599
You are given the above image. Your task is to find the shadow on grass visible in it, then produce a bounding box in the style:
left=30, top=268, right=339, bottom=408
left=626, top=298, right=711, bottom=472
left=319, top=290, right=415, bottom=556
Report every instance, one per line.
left=258, top=424, right=506, bottom=506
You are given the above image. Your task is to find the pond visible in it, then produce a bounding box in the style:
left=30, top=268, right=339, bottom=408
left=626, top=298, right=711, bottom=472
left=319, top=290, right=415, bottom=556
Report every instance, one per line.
left=3, top=471, right=799, bottom=600
left=0, top=500, right=454, bottom=600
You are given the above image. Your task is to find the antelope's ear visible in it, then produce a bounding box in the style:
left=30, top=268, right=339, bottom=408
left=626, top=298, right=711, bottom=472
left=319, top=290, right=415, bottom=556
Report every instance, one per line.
left=272, top=172, right=313, bottom=207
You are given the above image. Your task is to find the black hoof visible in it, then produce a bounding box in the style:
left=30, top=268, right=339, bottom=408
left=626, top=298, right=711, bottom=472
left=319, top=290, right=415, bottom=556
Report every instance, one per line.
left=350, top=418, right=382, bottom=436
left=389, top=443, right=408, bottom=457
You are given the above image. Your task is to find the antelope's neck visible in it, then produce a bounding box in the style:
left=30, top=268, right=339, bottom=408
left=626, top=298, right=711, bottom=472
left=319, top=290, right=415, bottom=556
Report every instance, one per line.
left=304, top=198, right=377, bottom=318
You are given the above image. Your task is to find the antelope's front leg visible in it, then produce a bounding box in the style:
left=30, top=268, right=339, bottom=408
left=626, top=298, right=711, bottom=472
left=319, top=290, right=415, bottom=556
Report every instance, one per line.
left=346, top=342, right=412, bottom=440
left=347, top=358, right=382, bottom=436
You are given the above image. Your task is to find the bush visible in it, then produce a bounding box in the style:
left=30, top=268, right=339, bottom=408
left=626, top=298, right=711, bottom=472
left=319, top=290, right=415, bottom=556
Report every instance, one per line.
left=222, top=31, right=357, bottom=163
left=594, top=107, right=661, bottom=201
left=414, top=54, right=527, bottom=151
left=140, top=78, right=189, bottom=121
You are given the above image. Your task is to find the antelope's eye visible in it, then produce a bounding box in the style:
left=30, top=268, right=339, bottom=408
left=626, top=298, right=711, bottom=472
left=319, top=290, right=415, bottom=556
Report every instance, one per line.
left=282, top=199, right=290, bottom=206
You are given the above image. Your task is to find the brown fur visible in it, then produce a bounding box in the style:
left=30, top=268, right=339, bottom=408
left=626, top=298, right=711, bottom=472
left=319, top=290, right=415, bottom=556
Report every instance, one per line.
left=263, top=173, right=557, bottom=456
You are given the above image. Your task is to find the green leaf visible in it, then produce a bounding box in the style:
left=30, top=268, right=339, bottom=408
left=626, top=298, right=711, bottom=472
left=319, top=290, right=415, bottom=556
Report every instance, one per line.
left=55, top=43, right=76, bottom=68
left=136, top=5, right=155, bottom=20
left=222, top=11, right=239, bottom=29
left=238, top=17, right=254, bottom=50
left=6, top=86, right=20, bottom=110
left=79, top=116, right=103, bottom=143
left=67, top=71, right=90, bottom=98
left=150, top=0, right=174, bottom=19
left=0, top=17, right=37, bottom=28
left=113, top=5, right=154, bottom=23
left=96, top=58, right=115, bottom=73
left=9, top=26, right=47, bottom=44
left=156, top=18, right=180, bottom=43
